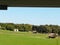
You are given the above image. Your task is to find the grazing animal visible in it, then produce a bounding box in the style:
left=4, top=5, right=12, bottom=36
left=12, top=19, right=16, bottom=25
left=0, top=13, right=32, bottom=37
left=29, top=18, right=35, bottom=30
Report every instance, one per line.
left=48, top=33, right=57, bottom=38
left=33, top=30, right=37, bottom=33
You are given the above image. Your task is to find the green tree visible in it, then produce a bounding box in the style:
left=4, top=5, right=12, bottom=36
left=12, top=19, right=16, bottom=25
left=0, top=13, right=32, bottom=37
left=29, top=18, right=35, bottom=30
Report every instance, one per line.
left=6, top=24, right=14, bottom=31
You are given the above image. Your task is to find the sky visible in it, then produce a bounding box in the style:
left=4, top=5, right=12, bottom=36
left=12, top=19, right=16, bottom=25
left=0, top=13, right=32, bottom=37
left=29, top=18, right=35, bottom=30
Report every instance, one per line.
left=0, top=7, right=60, bottom=25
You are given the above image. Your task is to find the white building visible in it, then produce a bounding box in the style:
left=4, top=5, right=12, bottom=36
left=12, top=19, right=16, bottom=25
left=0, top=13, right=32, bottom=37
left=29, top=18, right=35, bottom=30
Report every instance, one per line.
left=14, top=29, right=19, bottom=32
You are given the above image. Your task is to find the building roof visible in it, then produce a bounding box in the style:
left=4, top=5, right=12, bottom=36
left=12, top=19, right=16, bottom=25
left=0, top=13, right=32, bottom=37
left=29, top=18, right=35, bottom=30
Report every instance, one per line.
left=0, top=0, right=60, bottom=7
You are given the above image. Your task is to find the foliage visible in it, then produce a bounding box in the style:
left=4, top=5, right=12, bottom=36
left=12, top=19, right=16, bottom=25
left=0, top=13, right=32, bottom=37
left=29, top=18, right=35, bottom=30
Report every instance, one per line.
left=0, top=23, right=60, bottom=35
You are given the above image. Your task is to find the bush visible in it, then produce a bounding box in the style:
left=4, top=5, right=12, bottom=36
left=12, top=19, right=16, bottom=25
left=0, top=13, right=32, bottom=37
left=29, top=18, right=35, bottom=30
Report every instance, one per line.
left=58, top=31, right=60, bottom=36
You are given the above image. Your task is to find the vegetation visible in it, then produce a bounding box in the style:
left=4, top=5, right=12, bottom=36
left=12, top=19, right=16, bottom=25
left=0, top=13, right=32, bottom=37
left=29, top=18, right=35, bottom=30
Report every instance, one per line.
left=0, top=23, right=60, bottom=35
left=0, top=30, right=60, bottom=45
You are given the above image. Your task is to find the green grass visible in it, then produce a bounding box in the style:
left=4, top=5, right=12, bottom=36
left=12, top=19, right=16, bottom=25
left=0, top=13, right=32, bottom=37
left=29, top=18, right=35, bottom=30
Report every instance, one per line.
left=0, top=30, right=60, bottom=45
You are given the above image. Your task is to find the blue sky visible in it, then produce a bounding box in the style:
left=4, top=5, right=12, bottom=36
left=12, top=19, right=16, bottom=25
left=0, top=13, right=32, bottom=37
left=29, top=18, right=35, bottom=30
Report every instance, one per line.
left=0, top=7, right=60, bottom=25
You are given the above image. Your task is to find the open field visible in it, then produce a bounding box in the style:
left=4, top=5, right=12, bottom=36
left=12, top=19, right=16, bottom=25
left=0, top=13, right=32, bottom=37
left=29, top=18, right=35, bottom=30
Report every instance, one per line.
left=0, top=30, right=60, bottom=45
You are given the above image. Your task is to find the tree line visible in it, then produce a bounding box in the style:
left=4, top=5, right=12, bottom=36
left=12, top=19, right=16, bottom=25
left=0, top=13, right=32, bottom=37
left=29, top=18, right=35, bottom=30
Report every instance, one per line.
left=0, top=23, right=32, bottom=31
left=0, top=23, right=60, bottom=35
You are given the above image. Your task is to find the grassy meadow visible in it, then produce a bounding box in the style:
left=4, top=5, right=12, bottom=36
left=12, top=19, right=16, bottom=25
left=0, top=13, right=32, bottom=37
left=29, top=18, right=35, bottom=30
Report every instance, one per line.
left=0, top=30, right=60, bottom=45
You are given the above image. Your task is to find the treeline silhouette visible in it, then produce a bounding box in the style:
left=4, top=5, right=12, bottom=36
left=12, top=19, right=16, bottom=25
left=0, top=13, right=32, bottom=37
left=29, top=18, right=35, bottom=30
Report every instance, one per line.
left=0, top=23, right=60, bottom=35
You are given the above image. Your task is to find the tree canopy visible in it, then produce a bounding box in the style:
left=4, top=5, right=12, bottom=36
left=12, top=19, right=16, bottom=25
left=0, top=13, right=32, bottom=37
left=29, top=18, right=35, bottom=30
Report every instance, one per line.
left=0, top=23, right=60, bottom=35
